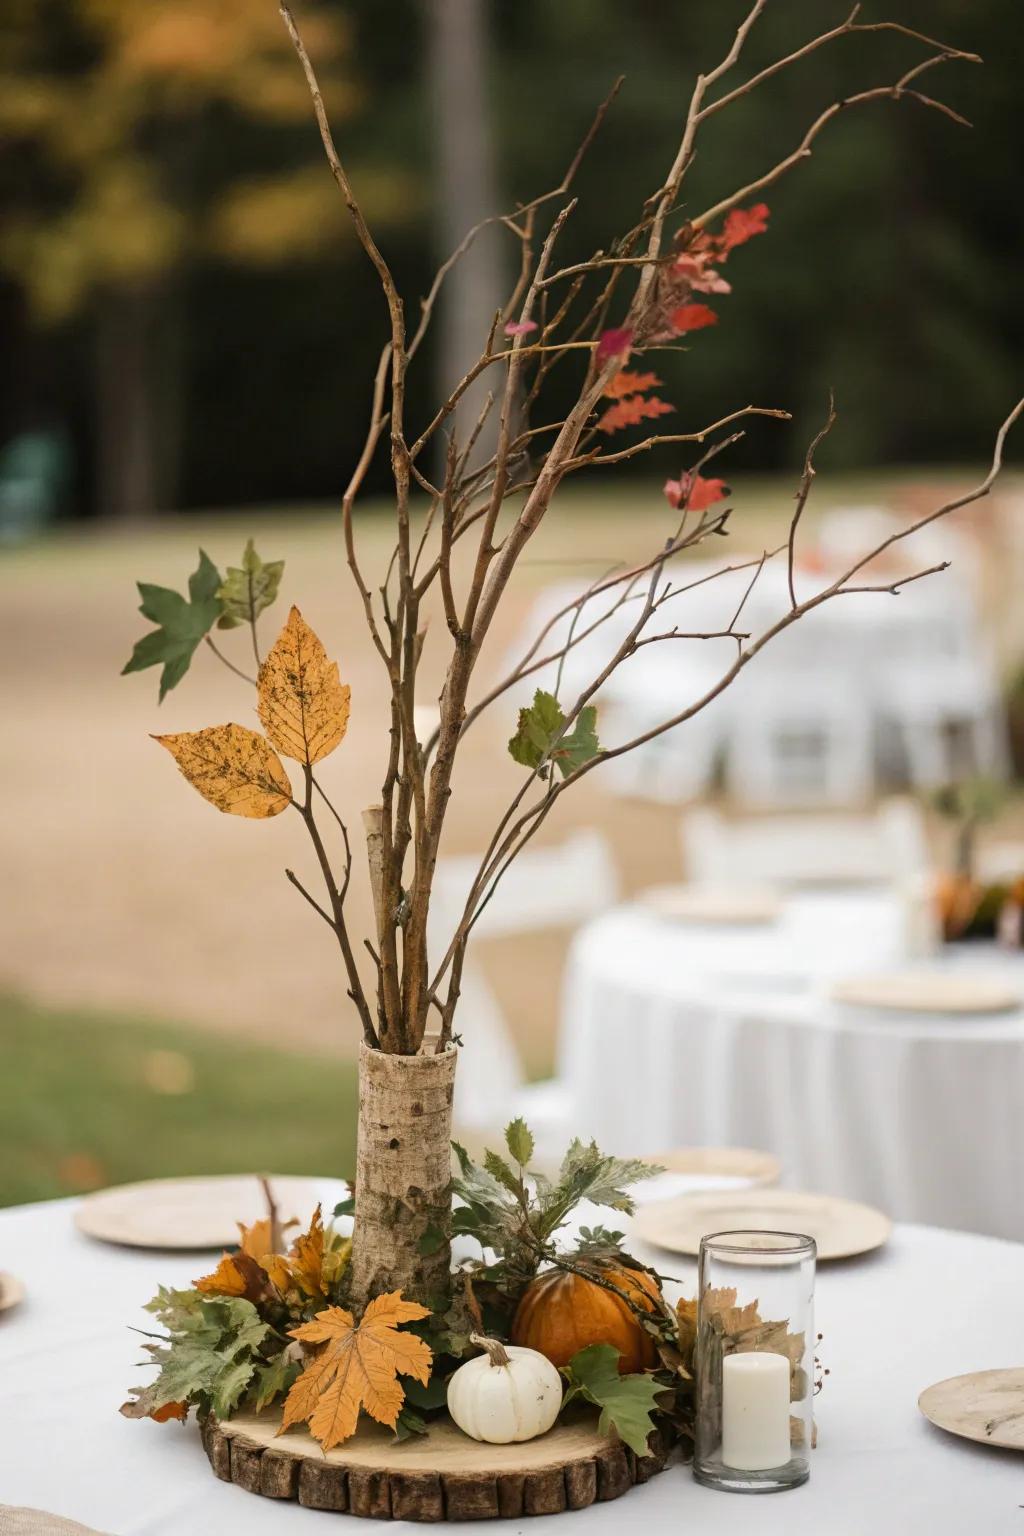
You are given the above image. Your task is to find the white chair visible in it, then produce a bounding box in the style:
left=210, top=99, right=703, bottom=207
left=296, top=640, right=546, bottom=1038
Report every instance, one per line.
left=427, top=828, right=619, bottom=1151
left=681, top=800, right=930, bottom=889
left=874, top=586, right=1009, bottom=788
left=722, top=674, right=875, bottom=808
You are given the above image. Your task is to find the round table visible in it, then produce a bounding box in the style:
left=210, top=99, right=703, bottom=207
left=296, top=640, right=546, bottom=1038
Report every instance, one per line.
left=1, top=1194, right=1022, bottom=1533
left=559, top=896, right=1024, bottom=1241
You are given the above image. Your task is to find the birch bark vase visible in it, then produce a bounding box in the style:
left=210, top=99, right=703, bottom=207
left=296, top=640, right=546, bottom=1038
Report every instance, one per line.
left=348, top=1040, right=457, bottom=1313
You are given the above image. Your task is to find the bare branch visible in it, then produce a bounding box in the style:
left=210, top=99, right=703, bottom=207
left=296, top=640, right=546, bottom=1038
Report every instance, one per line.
left=788, top=390, right=837, bottom=607
left=693, top=52, right=977, bottom=233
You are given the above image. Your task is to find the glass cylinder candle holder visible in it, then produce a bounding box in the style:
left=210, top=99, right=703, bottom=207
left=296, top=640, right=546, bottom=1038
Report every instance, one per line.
left=694, top=1230, right=816, bottom=1494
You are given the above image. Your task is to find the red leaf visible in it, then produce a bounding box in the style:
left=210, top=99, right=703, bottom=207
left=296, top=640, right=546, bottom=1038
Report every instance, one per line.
left=602, top=369, right=662, bottom=400
left=717, top=203, right=770, bottom=257
left=663, top=473, right=729, bottom=511
left=151, top=1401, right=188, bottom=1423
left=504, top=319, right=538, bottom=337
left=597, top=395, right=674, bottom=434
left=669, top=303, right=718, bottom=335
left=595, top=327, right=634, bottom=365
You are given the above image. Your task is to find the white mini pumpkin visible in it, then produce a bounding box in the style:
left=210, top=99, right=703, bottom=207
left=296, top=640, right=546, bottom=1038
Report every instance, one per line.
left=447, top=1334, right=563, bottom=1444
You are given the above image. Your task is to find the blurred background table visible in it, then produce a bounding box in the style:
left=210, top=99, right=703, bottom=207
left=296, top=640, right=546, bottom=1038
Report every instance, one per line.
left=1, top=1193, right=1022, bottom=1534
left=558, top=892, right=1024, bottom=1241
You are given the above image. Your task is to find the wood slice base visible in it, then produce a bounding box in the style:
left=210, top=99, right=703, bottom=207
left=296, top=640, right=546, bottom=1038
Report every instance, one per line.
left=203, top=1409, right=674, bottom=1521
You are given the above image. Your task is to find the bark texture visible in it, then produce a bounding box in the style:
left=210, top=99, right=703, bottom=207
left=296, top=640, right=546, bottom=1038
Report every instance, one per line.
left=348, top=1041, right=456, bottom=1313
left=204, top=1413, right=675, bottom=1522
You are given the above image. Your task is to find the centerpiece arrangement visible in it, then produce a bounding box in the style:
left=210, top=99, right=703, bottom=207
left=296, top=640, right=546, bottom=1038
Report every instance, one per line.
left=118, top=1, right=1017, bottom=1519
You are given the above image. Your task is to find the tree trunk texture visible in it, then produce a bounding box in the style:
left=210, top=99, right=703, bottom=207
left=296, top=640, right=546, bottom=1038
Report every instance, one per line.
left=95, top=283, right=163, bottom=520
left=348, top=1041, right=457, bottom=1313
left=426, top=0, right=503, bottom=462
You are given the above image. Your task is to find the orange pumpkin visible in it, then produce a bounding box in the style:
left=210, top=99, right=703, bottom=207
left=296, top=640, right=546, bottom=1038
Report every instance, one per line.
left=511, top=1264, right=661, bottom=1374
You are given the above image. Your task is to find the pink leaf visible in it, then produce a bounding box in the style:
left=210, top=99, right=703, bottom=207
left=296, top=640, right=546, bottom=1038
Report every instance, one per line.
left=504, top=319, right=538, bottom=338
left=672, top=254, right=732, bottom=295
left=595, top=327, right=634, bottom=365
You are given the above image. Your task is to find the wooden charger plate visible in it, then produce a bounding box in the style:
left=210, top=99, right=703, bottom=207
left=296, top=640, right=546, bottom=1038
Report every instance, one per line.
left=0, top=1272, right=25, bottom=1314
left=832, top=972, right=1020, bottom=1015
left=919, top=1368, right=1024, bottom=1451
left=634, top=1188, right=891, bottom=1261
left=641, top=1147, right=781, bottom=1189
left=641, top=884, right=782, bottom=926
left=74, top=1173, right=320, bottom=1251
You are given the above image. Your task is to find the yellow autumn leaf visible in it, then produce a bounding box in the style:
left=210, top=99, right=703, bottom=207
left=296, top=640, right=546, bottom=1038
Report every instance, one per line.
left=281, top=1291, right=432, bottom=1450
left=257, top=606, right=351, bottom=766
left=287, top=1205, right=326, bottom=1298
left=153, top=723, right=292, bottom=818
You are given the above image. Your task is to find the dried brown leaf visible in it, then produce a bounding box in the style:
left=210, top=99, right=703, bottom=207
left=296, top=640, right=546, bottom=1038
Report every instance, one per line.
left=258, top=606, right=351, bottom=766
left=153, top=723, right=291, bottom=818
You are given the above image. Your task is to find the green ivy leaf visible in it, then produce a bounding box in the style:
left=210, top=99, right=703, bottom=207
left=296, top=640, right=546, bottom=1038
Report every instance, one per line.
left=394, top=1404, right=428, bottom=1440
left=560, top=1344, right=662, bottom=1457
left=403, top=1374, right=449, bottom=1411
left=249, top=1354, right=300, bottom=1414
left=505, top=1118, right=534, bottom=1168
left=121, top=550, right=223, bottom=702
left=508, top=690, right=600, bottom=779
left=216, top=538, right=285, bottom=629
left=417, top=1223, right=447, bottom=1257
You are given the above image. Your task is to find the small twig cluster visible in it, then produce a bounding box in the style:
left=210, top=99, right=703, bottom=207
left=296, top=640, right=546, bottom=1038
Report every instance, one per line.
left=229, top=1, right=1024, bottom=1056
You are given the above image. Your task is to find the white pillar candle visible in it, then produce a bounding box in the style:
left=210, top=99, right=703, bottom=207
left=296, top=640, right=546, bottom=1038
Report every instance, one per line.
left=721, top=1352, right=791, bottom=1471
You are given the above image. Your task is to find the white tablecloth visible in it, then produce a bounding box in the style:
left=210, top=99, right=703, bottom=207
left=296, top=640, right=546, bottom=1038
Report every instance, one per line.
left=560, top=897, right=1024, bottom=1241
left=1, top=1195, right=1023, bottom=1533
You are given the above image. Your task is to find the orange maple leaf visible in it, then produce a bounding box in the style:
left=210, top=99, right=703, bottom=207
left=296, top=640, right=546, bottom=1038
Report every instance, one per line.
left=286, top=1205, right=326, bottom=1298
left=602, top=369, right=662, bottom=400
left=280, top=1292, right=433, bottom=1450
left=596, top=395, right=674, bottom=434
left=194, top=1249, right=277, bottom=1306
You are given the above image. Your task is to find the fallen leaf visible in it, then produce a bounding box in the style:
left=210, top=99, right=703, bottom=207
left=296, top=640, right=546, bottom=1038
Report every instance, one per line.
left=596, top=395, right=674, bottom=434
left=281, top=1292, right=433, bottom=1450
left=669, top=302, right=718, bottom=334
left=258, top=606, right=351, bottom=766
left=602, top=369, right=662, bottom=400
left=663, top=473, right=729, bottom=512
left=153, top=724, right=292, bottom=818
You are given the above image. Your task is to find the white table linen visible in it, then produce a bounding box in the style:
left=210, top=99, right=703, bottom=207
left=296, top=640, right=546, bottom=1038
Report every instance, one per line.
left=1, top=1194, right=1023, bottom=1534
left=560, top=898, right=1024, bottom=1240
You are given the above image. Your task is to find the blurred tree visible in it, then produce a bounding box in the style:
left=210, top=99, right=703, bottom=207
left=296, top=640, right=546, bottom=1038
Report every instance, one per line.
left=0, top=0, right=1019, bottom=516
left=0, top=0, right=411, bottom=516
left=426, top=0, right=504, bottom=458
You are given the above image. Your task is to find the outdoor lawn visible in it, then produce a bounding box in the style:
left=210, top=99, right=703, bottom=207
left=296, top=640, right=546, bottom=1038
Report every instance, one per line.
left=0, top=993, right=358, bottom=1207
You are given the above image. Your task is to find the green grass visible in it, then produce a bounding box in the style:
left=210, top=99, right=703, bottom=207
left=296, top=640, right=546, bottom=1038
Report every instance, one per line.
left=0, top=994, right=358, bottom=1208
